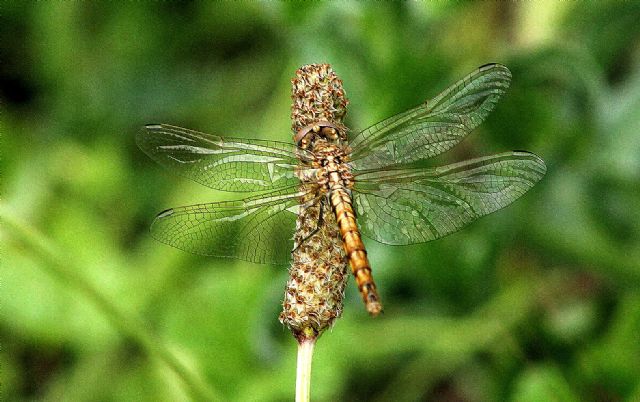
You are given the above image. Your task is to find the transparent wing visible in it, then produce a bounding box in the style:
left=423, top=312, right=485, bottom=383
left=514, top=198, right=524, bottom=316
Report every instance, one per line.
left=352, top=152, right=546, bottom=245
left=137, top=124, right=307, bottom=192
left=350, top=64, right=512, bottom=170
left=150, top=186, right=308, bottom=264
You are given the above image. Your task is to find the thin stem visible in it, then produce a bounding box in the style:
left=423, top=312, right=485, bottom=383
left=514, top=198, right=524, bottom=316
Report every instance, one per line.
left=296, top=337, right=316, bottom=402
left=0, top=206, right=223, bottom=401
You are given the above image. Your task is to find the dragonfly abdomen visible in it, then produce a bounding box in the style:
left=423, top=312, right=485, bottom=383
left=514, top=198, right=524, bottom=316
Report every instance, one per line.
left=329, top=185, right=382, bottom=316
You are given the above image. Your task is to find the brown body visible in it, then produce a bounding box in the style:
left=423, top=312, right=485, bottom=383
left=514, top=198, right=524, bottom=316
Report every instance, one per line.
left=329, top=180, right=382, bottom=315
left=309, top=140, right=382, bottom=315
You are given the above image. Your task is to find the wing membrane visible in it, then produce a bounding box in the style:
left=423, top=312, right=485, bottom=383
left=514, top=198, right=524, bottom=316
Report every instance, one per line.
left=137, top=124, right=305, bottom=192
left=352, top=152, right=546, bottom=245
left=350, top=64, right=512, bottom=170
left=150, top=186, right=308, bottom=264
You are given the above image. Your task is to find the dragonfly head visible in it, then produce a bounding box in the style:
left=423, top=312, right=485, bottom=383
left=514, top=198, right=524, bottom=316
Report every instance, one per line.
left=295, top=120, right=345, bottom=149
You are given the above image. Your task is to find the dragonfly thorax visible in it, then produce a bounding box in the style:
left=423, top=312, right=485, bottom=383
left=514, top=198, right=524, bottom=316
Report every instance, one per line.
left=310, top=142, right=354, bottom=192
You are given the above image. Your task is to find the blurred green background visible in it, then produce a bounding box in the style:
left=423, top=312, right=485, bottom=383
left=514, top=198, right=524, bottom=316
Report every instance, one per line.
left=2, top=2, right=640, bottom=401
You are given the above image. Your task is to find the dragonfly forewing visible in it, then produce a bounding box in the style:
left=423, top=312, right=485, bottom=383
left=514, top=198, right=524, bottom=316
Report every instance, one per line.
left=352, top=151, right=546, bottom=245
left=137, top=124, right=306, bottom=192
left=350, top=64, right=512, bottom=170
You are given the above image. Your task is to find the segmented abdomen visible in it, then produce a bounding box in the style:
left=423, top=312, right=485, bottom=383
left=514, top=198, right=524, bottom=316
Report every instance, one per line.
left=330, top=187, right=382, bottom=315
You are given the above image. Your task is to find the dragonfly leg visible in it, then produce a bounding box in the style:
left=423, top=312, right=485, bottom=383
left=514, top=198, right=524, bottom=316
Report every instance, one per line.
left=291, top=197, right=326, bottom=254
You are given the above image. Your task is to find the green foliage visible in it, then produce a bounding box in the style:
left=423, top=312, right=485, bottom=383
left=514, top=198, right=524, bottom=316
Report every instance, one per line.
left=1, top=2, right=639, bottom=401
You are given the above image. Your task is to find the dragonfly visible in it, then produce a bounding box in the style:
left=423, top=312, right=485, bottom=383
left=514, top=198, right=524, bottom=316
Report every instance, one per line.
left=137, top=63, right=546, bottom=315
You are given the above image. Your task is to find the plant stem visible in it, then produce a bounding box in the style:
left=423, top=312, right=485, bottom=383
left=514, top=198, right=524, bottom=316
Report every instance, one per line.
left=296, top=337, right=316, bottom=402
